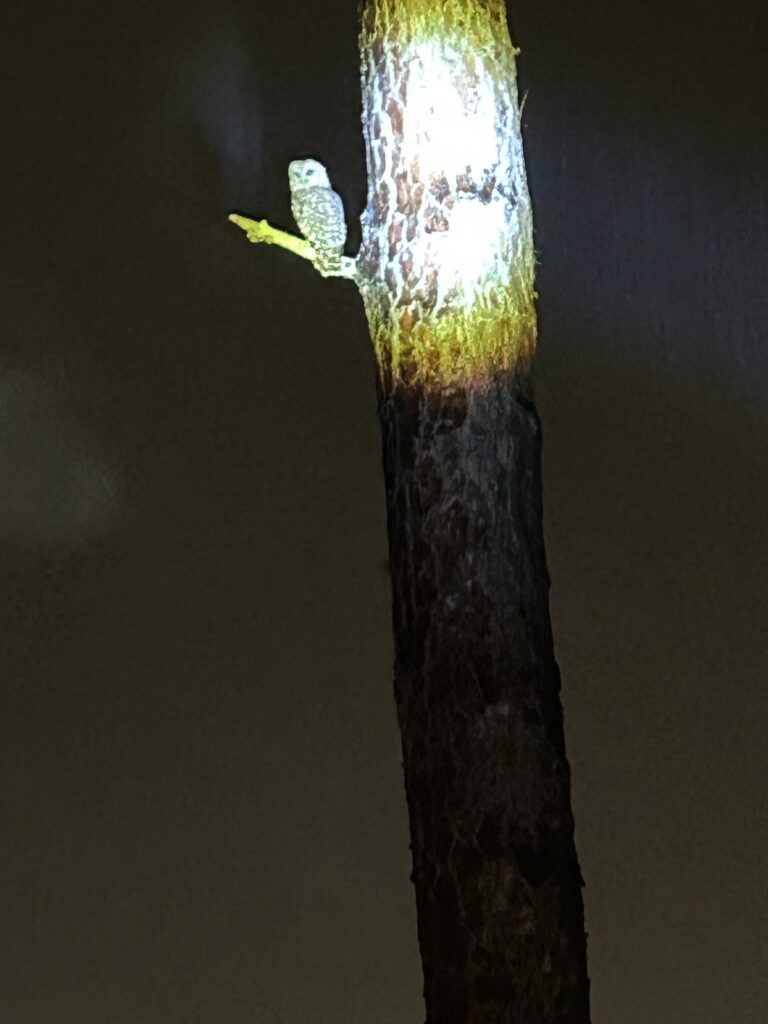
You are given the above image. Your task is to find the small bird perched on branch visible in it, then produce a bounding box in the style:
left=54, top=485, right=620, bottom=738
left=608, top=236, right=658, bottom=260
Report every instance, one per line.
left=288, top=158, right=348, bottom=277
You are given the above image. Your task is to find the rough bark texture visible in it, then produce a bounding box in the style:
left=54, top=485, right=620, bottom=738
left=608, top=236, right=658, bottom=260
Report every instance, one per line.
left=358, top=0, right=536, bottom=391
left=378, top=375, right=590, bottom=1023
left=357, top=0, right=591, bottom=1018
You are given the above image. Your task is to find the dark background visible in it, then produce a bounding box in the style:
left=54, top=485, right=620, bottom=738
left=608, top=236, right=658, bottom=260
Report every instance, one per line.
left=1, top=1, right=766, bottom=1021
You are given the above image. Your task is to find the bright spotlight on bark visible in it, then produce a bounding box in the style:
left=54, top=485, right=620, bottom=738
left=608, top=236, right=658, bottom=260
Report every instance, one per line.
left=357, top=0, right=536, bottom=391
left=228, top=2, right=591, bottom=1020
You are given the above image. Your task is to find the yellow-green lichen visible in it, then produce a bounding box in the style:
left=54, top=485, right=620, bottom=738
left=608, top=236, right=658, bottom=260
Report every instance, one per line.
left=359, top=0, right=535, bottom=391
left=361, top=0, right=513, bottom=53
left=366, top=282, right=537, bottom=391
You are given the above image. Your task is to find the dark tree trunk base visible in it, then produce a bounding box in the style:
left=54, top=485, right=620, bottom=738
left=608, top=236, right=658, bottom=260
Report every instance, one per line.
left=378, top=373, right=590, bottom=1024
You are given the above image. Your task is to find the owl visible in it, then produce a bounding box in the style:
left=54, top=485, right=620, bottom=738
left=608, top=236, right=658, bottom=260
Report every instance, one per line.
left=288, top=159, right=347, bottom=276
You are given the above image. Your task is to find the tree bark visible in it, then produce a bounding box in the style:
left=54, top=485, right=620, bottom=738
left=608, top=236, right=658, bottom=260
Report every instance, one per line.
left=378, top=374, right=589, bottom=1022
left=229, top=0, right=590, bottom=1015
left=357, top=1, right=591, bottom=1020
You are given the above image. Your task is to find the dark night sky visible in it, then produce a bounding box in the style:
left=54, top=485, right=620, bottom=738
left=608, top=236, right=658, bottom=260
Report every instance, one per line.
left=1, top=1, right=766, bottom=1022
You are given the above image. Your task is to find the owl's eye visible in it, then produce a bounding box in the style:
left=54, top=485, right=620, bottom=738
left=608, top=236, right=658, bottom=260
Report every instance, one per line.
left=306, top=169, right=315, bottom=177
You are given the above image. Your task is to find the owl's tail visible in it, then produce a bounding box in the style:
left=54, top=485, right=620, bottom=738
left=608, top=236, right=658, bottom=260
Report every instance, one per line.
left=313, top=247, right=344, bottom=277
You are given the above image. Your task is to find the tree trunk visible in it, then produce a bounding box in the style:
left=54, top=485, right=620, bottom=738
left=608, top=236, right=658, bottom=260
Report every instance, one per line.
left=357, top=1, right=591, bottom=1020
left=378, top=375, right=589, bottom=1022
left=229, top=0, right=590, bottom=1014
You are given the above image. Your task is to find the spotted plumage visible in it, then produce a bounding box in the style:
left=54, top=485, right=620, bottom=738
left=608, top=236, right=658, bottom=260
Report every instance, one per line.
left=288, top=159, right=347, bottom=275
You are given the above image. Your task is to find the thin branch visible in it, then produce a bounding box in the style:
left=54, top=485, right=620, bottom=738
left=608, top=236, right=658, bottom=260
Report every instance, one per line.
left=228, top=214, right=358, bottom=280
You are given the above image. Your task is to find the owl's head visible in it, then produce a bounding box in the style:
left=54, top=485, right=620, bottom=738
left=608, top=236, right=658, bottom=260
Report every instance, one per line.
left=288, top=158, right=332, bottom=191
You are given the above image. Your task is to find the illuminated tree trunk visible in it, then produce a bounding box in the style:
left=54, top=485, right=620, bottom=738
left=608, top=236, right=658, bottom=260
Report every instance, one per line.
left=357, top=2, right=590, bottom=1021
left=230, top=0, right=590, bottom=1018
